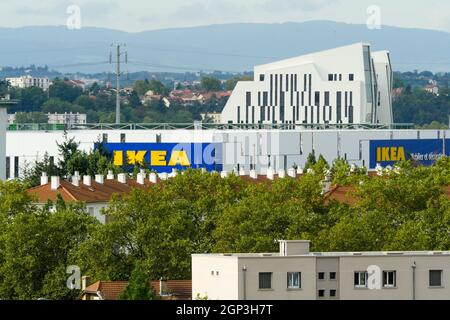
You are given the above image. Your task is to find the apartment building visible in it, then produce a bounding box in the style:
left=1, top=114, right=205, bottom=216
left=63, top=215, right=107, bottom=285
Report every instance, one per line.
left=6, top=75, right=51, bottom=91
left=221, top=43, right=393, bottom=126
left=47, top=112, right=87, bottom=126
left=192, top=240, right=450, bottom=300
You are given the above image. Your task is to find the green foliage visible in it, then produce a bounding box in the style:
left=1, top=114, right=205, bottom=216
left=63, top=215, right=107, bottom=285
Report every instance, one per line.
left=201, top=76, right=221, bottom=92
left=0, top=185, right=98, bottom=300
left=14, top=112, right=48, bottom=124
left=225, top=76, right=253, bottom=91
left=118, top=262, right=154, bottom=300
left=49, top=80, right=83, bottom=103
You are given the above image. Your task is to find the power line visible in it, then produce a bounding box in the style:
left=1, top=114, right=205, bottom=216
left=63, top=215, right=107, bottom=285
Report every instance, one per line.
left=128, top=60, right=243, bottom=73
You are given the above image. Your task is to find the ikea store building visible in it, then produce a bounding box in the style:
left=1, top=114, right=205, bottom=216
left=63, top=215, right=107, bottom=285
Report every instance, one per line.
left=2, top=43, right=449, bottom=179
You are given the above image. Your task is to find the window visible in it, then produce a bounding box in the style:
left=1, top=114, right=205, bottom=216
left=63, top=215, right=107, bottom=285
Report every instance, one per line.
left=349, top=74, right=354, bottom=81
left=260, top=74, right=265, bottom=81
left=287, top=272, right=301, bottom=289
left=318, top=272, right=325, bottom=280
left=330, top=272, right=337, bottom=280
left=324, top=92, right=330, bottom=106
left=318, top=290, right=325, bottom=297
left=383, top=271, right=396, bottom=288
left=259, top=273, right=272, bottom=289
left=14, top=156, right=19, bottom=178
left=102, top=133, right=108, bottom=143
left=246, top=92, right=251, bottom=107
left=354, top=271, right=368, bottom=288
left=120, top=133, right=126, bottom=143
left=328, top=74, right=333, bottom=81
left=5, top=157, right=10, bottom=180
left=429, top=270, right=443, bottom=287
left=330, top=290, right=337, bottom=297
left=156, top=134, right=162, bottom=143
left=339, top=74, right=342, bottom=81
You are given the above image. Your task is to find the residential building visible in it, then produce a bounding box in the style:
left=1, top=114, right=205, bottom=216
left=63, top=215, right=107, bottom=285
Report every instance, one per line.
left=221, top=43, right=393, bottom=125
left=424, top=80, right=439, bottom=95
left=27, top=171, right=163, bottom=223
left=6, top=75, right=51, bottom=91
left=200, top=112, right=221, bottom=124
left=192, top=240, right=450, bottom=300
left=47, top=112, right=87, bottom=126
left=81, top=278, right=192, bottom=300
left=65, top=79, right=86, bottom=91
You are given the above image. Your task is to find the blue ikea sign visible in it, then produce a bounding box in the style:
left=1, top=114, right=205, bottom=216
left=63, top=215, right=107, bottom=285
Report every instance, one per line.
left=101, top=143, right=223, bottom=173
left=369, top=139, right=449, bottom=168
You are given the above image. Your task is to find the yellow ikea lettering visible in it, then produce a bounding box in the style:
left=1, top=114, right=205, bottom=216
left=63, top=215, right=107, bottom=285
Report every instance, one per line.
left=396, top=147, right=405, bottom=161
left=390, top=147, right=397, bottom=161
left=376, top=146, right=406, bottom=163
left=381, top=147, right=390, bottom=161
left=114, top=150, right=123, bottom=166
left=168, top=150, right=190, bottom=166
left=151, top=150, right=167, bottom=166
left=126, top=150, right=147, bottom=165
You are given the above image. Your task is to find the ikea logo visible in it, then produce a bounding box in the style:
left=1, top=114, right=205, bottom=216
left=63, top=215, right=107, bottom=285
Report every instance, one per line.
left=376, top=146, right=406, bottom=162
left=99, top=142, right=222, bottom=173
left=113, top=150, right=190, bottom=166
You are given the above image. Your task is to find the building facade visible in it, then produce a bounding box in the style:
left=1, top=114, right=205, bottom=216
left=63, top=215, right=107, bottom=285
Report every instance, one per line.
left=47, top=112, right=87, bottom=126
left=192, top=240, right=450, bottom=300
left=6, top=75, right=51, bottom=91
left=221, top=43, right=393, bottom=126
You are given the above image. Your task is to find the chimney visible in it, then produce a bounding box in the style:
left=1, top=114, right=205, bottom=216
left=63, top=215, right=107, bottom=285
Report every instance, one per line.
left=171, top=169, right=178, bottom=178
left=297, top=167, right=304, bottom=175
left=95, top=174, right=104, bottom=184
left=278, top=169, right=286, bottom=179
left=118, top=173, right=127, bottom=184
left=149, top=172, right=157, bottom=184
left=137, top=173, right=145, bottom=185
left=220, top=171, right=228, bottom=178
left=279, top=240, right=310, bottom=256
left=50, top=176, right=60, bottom=190
left=107, top=170, right=115, bottom=180
left=159, top=172, right=168, bottom=181
left=72, top=175, right=80, bottom=187
left=249, top=169, right=258, bottom=179
left=81, top=276, right=92, bottom=291
left=287, top=168, right=296, bottom=178
left=266, top=167, right=275, bottom=180
left=40, top=172, right=49, bottom=186
left=83, top=175, right=92, bottom=187
left=239, top=169, right=246, bottom=176
left=74, top=171, right=80, bottom=178
left=159, top=278, right=166, bottom=296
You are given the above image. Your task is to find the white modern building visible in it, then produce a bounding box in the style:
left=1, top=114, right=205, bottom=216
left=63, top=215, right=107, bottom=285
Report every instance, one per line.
left=47, top=112, right=87, bottom=126
left=0, top=100, right=8, bottom=180
left=221, top=43, right=393, bottom=126
left=192, top=240, right=450, bottom=300
left=5, top=75, right=51, bottom=91
left=4, top=127, right=450, bottom=180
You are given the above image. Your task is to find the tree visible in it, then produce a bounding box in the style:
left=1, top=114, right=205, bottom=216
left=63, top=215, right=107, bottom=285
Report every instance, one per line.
left=14, top=112, right=48, bottom=124
left=49, top=80, right=83, bottom=103
left=42, top=98, right=73, bottom=114
left=17, top=87, right=47, bottom=112
left=201, top=76, right=221, bottom=92
left=118, top=262, right=154, bottom=300
left=225, top=76, right=253, bottom=91
left=304, top=151, right=316, bottom=171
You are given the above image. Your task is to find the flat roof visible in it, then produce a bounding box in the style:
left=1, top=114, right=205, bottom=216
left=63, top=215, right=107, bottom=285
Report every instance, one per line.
left=193, top=251, right=450, bottom=258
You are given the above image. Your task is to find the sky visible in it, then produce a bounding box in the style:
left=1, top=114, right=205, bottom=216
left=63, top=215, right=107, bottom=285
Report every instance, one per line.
left=0, top=0, right=449, bottom=33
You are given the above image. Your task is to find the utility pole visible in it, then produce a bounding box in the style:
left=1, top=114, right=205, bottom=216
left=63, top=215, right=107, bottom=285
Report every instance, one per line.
left=110, top=44, right=127, bottom=124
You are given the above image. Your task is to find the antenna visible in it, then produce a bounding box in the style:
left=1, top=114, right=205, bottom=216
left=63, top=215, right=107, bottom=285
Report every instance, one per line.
left=110, top=43, right=128, bottom=124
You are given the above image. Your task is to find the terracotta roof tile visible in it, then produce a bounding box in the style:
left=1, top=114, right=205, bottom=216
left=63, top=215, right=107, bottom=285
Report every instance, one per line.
left=84, top=280, right=192, bottom=300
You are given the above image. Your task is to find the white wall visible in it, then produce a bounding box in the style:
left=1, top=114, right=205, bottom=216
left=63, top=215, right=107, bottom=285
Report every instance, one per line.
left=0, top=107, right=6, bottom=180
